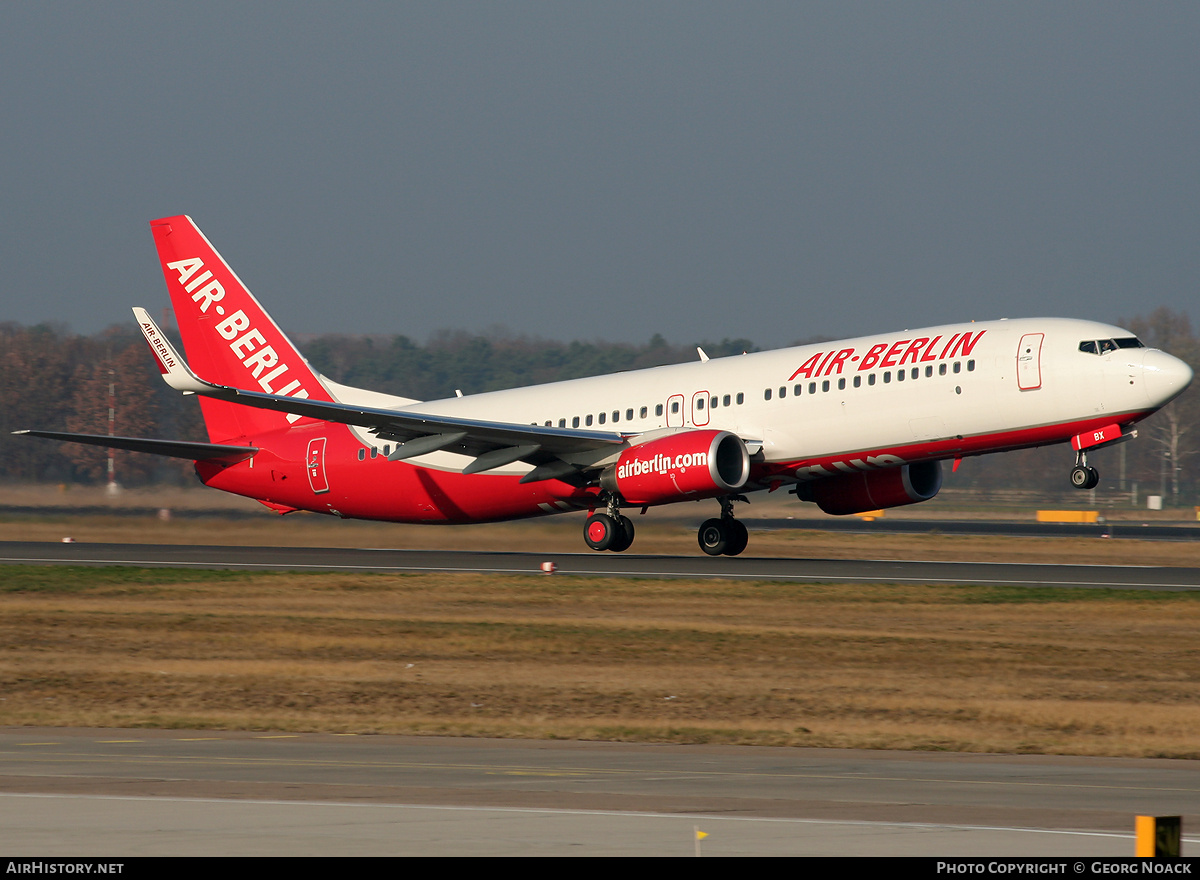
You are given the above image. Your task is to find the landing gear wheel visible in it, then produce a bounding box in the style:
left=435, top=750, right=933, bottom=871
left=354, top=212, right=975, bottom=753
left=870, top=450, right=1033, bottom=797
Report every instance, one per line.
left=698, top=518, right=728, bottom=556
left=1070, top=465, right=1100, bottom=490
left=722, top=520, right=748, bottom=556
left=608, top=515, right=635, bottom=552
left=584, top=513, right=618, bottom=551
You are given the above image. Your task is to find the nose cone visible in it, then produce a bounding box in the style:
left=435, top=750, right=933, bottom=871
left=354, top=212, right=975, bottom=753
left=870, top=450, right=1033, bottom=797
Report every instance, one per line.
left=1143, top=349, right=1194, bottom=407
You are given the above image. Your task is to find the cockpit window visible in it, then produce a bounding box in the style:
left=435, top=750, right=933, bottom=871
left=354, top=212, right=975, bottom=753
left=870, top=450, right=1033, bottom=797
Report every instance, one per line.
left=1080, top=337, right=1145, bottom=355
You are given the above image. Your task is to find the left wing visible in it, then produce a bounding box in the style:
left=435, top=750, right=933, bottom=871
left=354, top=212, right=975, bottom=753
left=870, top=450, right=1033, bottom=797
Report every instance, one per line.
left=135, top=308, right=628, bottom=482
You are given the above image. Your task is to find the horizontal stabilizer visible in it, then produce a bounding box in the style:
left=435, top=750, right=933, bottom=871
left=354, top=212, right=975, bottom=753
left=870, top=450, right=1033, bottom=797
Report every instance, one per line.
left=14, top=430, right=258, bottom=462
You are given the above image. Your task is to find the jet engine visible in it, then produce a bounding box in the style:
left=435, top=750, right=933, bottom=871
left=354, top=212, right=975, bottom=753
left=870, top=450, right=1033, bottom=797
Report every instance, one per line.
left=600, top=430, right=750, bottom=506
left=799, top=460, right=943, bottom=515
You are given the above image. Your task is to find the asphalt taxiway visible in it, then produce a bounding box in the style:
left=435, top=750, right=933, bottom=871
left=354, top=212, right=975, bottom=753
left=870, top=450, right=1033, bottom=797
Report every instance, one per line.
left=2, top=540, right=1199, bottom=589
left=2, top=729, right=1197, bottom=856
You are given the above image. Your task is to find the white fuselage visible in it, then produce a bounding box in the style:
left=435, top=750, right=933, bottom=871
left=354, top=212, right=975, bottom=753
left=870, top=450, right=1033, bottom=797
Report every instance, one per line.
left=336, top=316, right=1181, bottom=482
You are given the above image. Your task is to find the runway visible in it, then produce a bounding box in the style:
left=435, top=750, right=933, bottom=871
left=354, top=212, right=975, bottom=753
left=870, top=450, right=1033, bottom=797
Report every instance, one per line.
left=2, top=728, right=1197, bottom=856
left=3, top=540, right=1199, bottom=589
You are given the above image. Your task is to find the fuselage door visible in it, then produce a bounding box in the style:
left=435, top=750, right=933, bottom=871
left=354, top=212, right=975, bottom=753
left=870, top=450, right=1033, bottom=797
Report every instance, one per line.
left=691, top=390, right=710, bottom=427
left=666, top=394, right=685, bottom=428
left=1017, top=333, right=1044, bottom=390
left=306, top=437, right=330, bottom=494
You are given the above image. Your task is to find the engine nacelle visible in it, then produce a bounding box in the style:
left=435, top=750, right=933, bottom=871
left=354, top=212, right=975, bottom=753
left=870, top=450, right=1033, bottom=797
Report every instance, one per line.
left=799, top=460, right=943, bottom=515
left=600, top=430, right=750, bottom=506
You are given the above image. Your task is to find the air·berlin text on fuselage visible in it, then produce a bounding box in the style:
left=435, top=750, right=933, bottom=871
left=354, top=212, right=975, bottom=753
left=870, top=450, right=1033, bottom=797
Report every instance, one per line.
left=789, top=330, right=987, bottom=381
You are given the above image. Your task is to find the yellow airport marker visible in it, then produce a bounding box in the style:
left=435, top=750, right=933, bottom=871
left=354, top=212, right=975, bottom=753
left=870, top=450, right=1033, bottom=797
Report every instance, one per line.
left=1036, top=510, right=1100, bottom=523
left=1136, top=815, right=1181, bottom=857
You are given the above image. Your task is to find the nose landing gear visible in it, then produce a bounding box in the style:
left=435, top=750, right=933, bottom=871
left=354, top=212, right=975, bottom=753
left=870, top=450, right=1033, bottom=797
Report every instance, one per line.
left=1068, top=423, right=1132, bottom=491
left=1070, top=451, right=1100, bottom=490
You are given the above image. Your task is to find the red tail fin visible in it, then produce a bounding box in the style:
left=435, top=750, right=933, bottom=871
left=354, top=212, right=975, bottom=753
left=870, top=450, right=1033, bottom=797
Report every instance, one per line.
left=150, top=216, right=334, bottom=442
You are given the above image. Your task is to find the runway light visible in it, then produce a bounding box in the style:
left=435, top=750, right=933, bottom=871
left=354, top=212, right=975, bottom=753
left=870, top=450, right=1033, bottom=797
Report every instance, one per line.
left=540, top=561, right=556, bottom=574
left=61, top=537, right=75, bottom=543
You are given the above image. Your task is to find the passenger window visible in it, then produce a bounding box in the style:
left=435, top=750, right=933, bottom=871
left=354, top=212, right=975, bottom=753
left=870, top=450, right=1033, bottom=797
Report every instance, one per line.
left=641, top=406, right=648, bottom=418
left=939, top=363, right=947, bottom=376
left=722, top=395, right=731, bottom=407
left=808, top=382, right=816, bottom=394
left=897, top=370, right=905, bottom=382
left=627, top=409, right=634, bottom=420
left=911, top=367, right=919, bottom=379
left=711, top=396, right=718, bottom=409
left=696, top=398, right=705, bottom=410
left=884, top=372, right=891, bottom=383
left=779, top=386, right=786, bottom=398
left=559, top=419, right=566, bottom=427
left=869, top=374, right=876, bottom=386
left=794, top=384, right=802, bottom=396
left=572, top=416, right=580, bottom=427
left=671, top=401, right=680, bottom=414
left=925, top=365, right=933, bottom=377
left=822, top=380, right=830, bottom=392
left=967, top=359, right=975, bottom=371
left=655, top=404, right=663, bottom=416
left=764, top=388, right=772, bottom=400
left=953, top=362, right=961, bottom=374
left=358, top=448, right=365, bottom=461
left=371, top=447, right=378, bottom=458
left=736, top=393, right=744, bottom=405
left=853, top=375, right=861, bottom=388
left=612, top=411, right=619, bottom=423
left=838, top=378, right=846, bottom=390
left=598, top=412, right=606, bottom=424
left=586, top=414, right=593, bottom=426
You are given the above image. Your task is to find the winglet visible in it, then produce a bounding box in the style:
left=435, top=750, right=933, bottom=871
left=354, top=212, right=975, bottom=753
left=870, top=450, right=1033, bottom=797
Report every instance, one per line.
left=133, top=307, right=211, bottom=394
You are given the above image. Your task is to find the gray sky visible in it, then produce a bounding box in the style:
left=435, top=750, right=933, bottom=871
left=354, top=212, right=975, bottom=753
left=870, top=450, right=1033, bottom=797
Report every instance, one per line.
left=2, top=2, right=1197, bottom=349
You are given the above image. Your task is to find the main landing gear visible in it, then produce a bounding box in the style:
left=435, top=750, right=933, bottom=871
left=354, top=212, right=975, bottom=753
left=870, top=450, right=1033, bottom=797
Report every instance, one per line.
left=1070, top=450, right=1100, bottom=490
left=584, top=498, right=635, bottom=552
left=581, top=494, right=750, bottom=556
left=697, top=495, right=748, bottom=557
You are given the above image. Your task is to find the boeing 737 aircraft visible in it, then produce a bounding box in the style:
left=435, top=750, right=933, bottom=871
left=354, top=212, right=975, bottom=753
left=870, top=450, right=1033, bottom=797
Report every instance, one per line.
left=18, top=215, right=1194, bottom=555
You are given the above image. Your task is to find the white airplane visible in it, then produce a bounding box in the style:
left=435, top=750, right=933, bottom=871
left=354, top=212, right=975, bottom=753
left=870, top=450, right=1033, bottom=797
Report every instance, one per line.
left=19, top=215, right=1193, bottom=555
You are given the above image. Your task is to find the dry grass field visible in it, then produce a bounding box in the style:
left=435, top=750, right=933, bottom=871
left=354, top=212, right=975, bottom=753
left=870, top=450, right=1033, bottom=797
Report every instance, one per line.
left=2, top=562, right=1200, bottom=757
left=3, top=482, right=1199, bottom=756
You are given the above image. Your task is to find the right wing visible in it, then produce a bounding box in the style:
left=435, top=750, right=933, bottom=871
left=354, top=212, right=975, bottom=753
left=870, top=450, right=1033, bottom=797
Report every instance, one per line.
left=135, top=309, right=629, bottom=483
